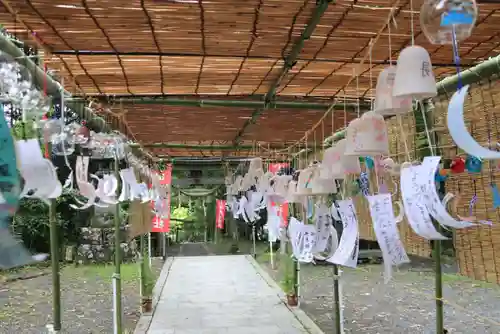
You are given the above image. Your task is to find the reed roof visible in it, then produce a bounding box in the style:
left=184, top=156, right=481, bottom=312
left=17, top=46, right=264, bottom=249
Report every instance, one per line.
left=2, top=0, right=500, bottom=159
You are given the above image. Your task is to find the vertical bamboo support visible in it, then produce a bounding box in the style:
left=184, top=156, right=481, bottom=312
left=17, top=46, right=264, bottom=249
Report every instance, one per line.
left=331, top=194, right=342, bottom=333
left=148, top=232, right=152, bottom=266
left=422, top=100, right=445, bottom=333
left=113, top=158, right=123, bottom=334
left=39, top=55, right=61, bottom=333
left=49, top=198, right=61, bottom=331
left=203, top=198, right=207, bottom=243
left=416, top=99, right=445, bottom=333
left=333, top=264, right=342, bottom=333
left=252, top=225, right=256, bottom=258
left=291, top=203, right=300, bottom=299
left=435, top=229, right=444, bottom=333
left=139, top=233, right=146, bottom=303
left=293, top=256, right=299, bottom=299
left=214, top=215, right=218, bottom=245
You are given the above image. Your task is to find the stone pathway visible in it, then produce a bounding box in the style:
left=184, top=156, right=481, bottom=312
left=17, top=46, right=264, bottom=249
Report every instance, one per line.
left=146, top=255, right=317, bottom=334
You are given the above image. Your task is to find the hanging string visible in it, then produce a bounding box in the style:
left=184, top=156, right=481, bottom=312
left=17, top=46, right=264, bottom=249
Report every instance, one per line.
left=331, top=103, right=335, bottom=138
left=388, top=9, right=394, bottom=65
left=296, top=141, right=301, bottom=169
left=398, top=116, right=412, bottom=161
left=409, top=0, right=415, bottom=46
left=322, top=120, right=325, bottom=151
left=305, top=133, right=308, bottom=168
left=373, top=156, right=381, bottom=192
left=368, top=38, right=374, bottom=108
left=313, top=129, right=317, bottom=162
left=355, top=68, right=360, bottom=118
left=419, top=101, right=436, bottom=156
left=451, top=26, right=463, bottom=90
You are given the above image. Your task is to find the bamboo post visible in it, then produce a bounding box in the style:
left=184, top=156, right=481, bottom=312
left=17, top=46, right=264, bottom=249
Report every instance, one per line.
left=269, top=240, right=275, bottom=269
left=290, top=203, right=300, bottom=300
left=214, top=213, right=218, bottom=245
left=331, top=194, right=342, bottom=333
left=49, top=198, right=61, bottom=332
left=139, top=233, right=146, bottom=306
left=252, top=225, right=256, bottom=258
left=113, top=158, right=123, bottom=334
left=434, top=228, right=444, bottom=333
left=333, top=264, right=342, bottom=333
left=293, top=256, right=300, bottom=300
left=148, top=232, right=152, bottom=266
left=423, top=101, right=445, bottom=333
left=41, top=55, right=61, bottom=332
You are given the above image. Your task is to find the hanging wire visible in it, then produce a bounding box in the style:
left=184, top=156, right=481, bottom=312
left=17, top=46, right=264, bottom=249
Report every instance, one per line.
left=419, top=101, right=436, bottom=156
left=409, top=0, right=415, bottom=45
left=398, top=116, right=412, bottom=161
left=355, top=68, right=360, bottom=118
left=388, top=8, right=394, bottom=65
left=368, top=38, right=374, bottom=106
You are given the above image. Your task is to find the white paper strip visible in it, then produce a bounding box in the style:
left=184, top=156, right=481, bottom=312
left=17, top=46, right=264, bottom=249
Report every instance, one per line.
left=76, top=156, right=89, bottom=183
left=400, top=165, right=447, bottom=240
left=366, top=194, right=410, bottom=283
left=313, top=204, right=331, bottom=253
left=421, top=157, right=475, bottom=229
left=297, top=224, right=316, bottom=263
left=266, top=205, right=281, bottom=243
left=289, top=217, right=304, bottom=259
left=327, top=199, right=359, bottom=268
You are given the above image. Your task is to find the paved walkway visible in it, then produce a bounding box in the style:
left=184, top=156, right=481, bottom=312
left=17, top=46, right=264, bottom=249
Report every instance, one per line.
left=145, top=255, right=318, bottom=334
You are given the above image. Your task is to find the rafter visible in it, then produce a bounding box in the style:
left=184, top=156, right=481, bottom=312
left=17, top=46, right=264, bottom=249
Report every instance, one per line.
left=232, top=0, right=333, bottom=145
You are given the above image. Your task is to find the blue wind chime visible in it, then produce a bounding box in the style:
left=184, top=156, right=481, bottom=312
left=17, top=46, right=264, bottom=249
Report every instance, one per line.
left=433, top=6, right=500, bottom=217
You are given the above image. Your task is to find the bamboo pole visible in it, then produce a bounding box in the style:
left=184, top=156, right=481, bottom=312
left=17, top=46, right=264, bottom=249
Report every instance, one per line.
left=331, top=194, right=342, bottom=333
left=113, top=158, right=123, bottom=334
left=131, top=143, right=320, bottom=150
left=434, top=228, right=444, bottom=333
left=333, top=264, right=342, bottom=334
left=70, top=96, right=363, bottom=110
left=48, top=198, right=61, bottom=332
left=39, top=49, right=61, bottom=332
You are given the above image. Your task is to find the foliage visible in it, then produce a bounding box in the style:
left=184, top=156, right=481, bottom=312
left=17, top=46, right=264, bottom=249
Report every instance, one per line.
left=142, top=254, right=156, bottom=296
left=10, top=199, right=64, bottom=253
left=280, top=252, right=296, bottom=295
left=11, top=119, right=38, bottom=140
left=10, top=194, right=90, bottom=253
left=171, top=206, right=192, bottom=221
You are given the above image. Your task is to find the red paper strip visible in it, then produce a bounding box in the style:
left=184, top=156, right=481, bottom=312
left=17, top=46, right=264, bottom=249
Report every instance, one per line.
left=268, top=163, right=290, bottom=174
left=151, top=165, right=173, bottom=233
left=215, top=199, right=226, bottom=229
left=271, top=202, right=289, bottom=227
left=151, top=191, right=171, bottom=233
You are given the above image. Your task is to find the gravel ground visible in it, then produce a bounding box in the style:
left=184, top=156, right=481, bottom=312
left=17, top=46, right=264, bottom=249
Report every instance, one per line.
left=257, top=253, right=500, bottom=334
left=0, top=259, right=162, bottom=334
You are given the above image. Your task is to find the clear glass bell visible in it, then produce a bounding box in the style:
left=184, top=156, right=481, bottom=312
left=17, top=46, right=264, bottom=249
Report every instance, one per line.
left=52, top=128, right=75, bottom=156
left=43, top=119, right=75, bottom=156
left=420, top=0, right=478, bottom=45
left=43, top=119, right=62, bottom=140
